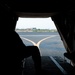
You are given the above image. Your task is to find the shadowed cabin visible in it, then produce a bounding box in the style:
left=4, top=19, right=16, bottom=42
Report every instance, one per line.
left=0, top=0, right=75, bottom=75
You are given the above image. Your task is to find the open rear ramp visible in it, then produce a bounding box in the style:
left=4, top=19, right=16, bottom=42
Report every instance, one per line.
left=22, top=56, right=75, bottom=75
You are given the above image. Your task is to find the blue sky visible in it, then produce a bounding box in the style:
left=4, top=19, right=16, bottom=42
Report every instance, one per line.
left=16, top=17, right=56, bottom=29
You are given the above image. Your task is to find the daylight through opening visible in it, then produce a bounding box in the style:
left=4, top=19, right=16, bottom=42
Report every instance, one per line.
left=15, top=17, right=66, bottom=59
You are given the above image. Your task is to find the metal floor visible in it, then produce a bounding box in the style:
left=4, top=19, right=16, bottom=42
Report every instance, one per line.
left=22, top=56, right=75, bottom=75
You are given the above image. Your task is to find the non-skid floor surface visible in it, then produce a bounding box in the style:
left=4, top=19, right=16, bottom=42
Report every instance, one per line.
left=23, top=56, right=64, bottom=75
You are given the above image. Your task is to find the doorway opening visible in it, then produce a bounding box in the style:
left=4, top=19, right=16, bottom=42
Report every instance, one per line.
left=15, top=17, right=66, bottom=59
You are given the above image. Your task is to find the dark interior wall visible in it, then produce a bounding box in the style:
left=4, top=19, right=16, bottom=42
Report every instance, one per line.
left=1, top=0, right=75, bottom=13
left=0, top=1, right=18, bottom=32
left=51, top=11, right=75, bottom=53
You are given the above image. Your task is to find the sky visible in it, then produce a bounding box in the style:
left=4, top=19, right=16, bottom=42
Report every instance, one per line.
left=16, top=17, right=56, bottom=30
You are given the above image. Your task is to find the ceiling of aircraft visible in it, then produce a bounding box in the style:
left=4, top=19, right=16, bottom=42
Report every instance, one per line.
left=1, top=0, right=75, bottom=17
